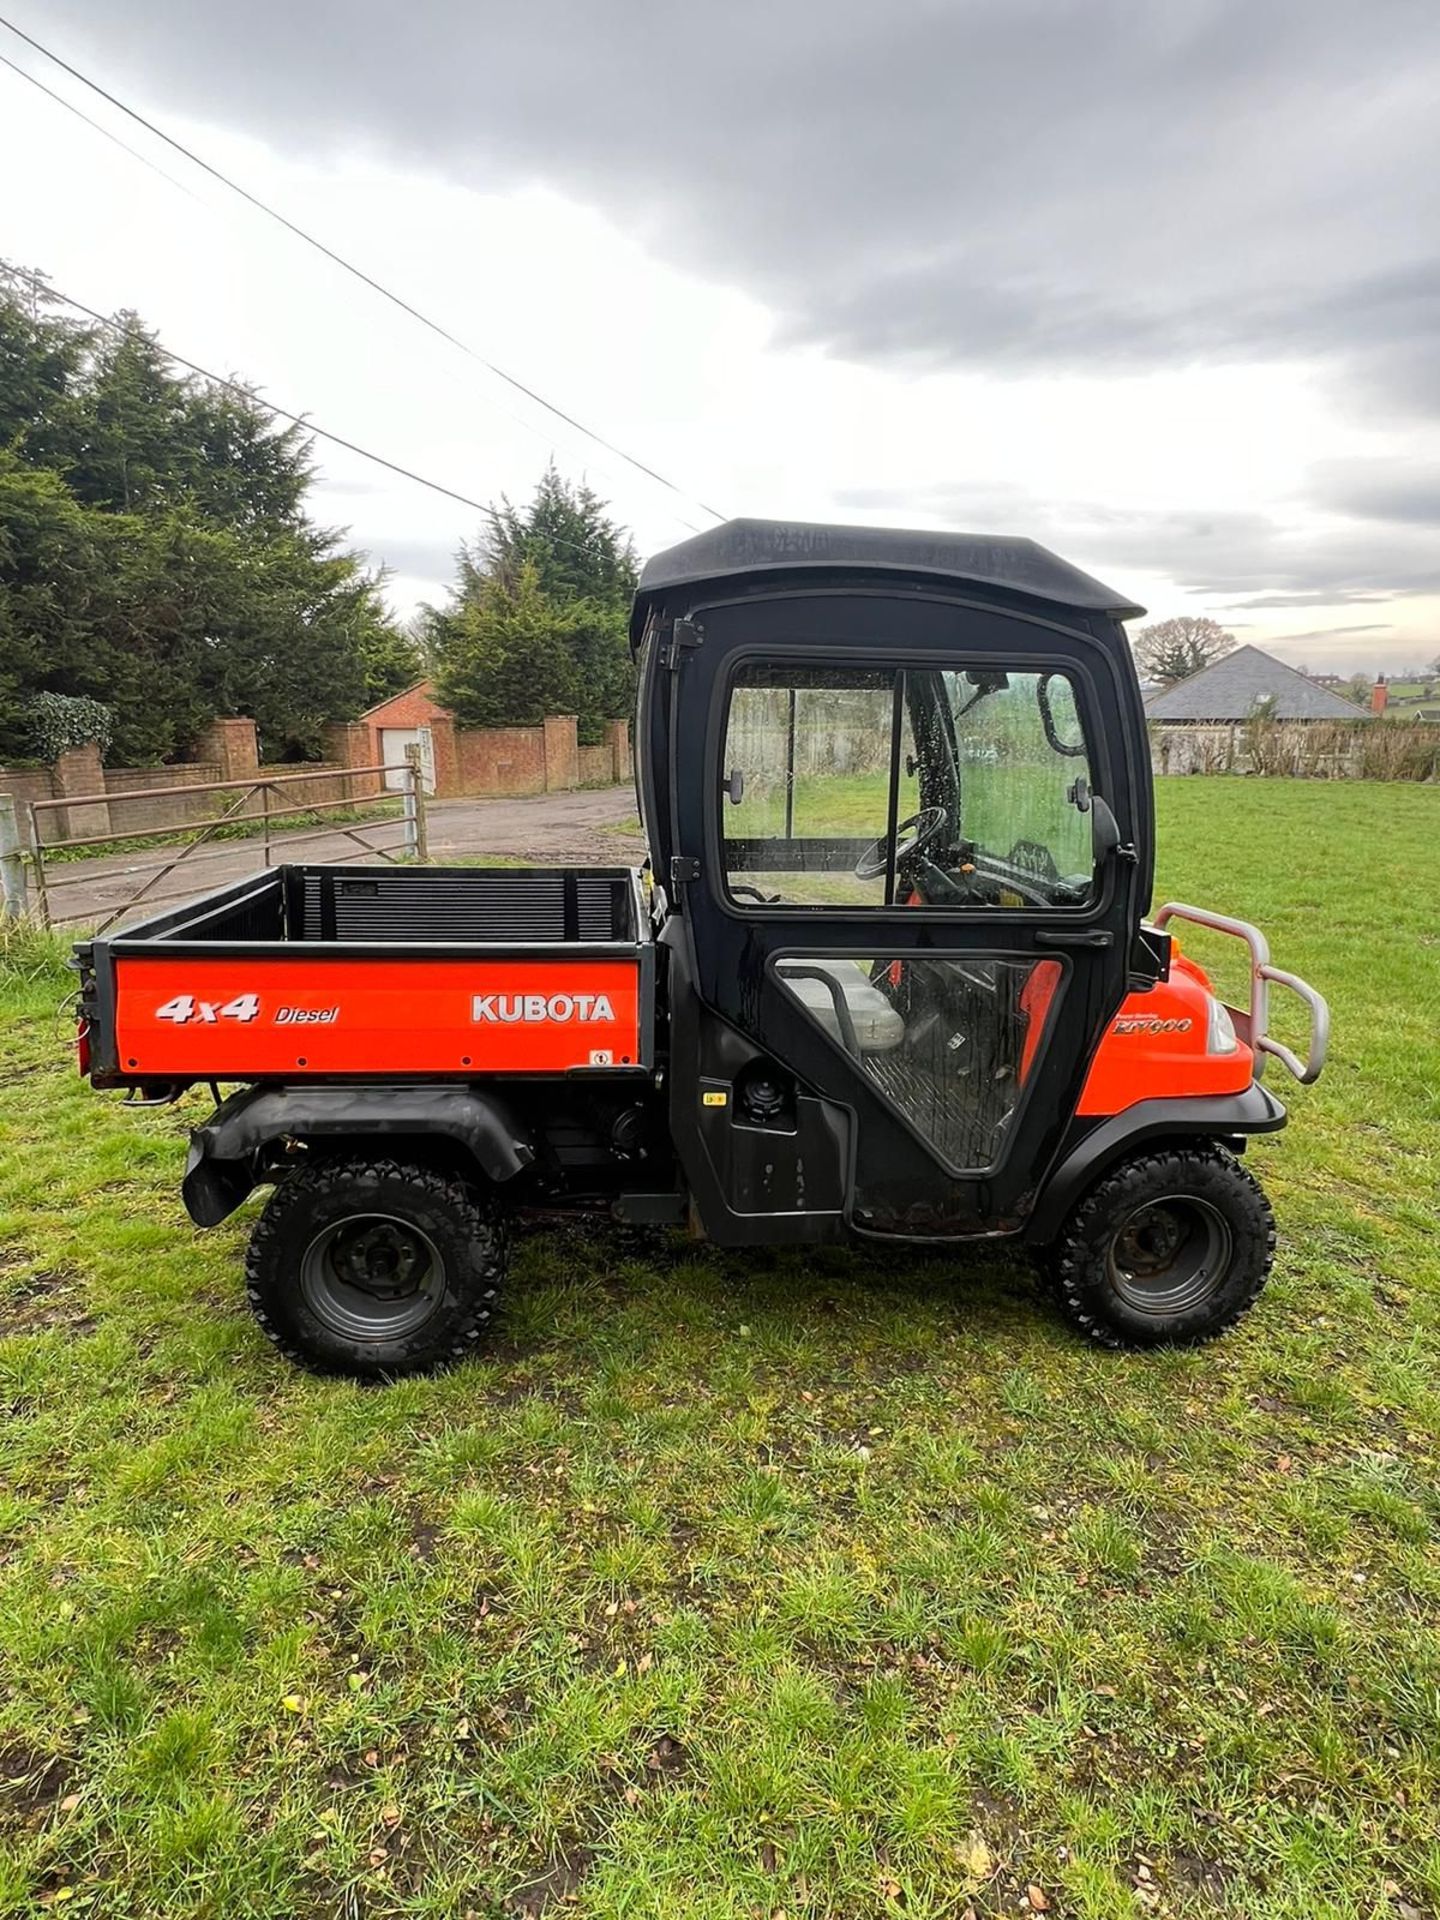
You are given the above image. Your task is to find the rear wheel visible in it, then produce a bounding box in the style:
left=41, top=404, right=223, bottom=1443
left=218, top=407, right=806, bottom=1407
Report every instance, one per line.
left=1046, top=1145, right=1275, bottom=1349
left=245, top=1156, right=506, bottom=1378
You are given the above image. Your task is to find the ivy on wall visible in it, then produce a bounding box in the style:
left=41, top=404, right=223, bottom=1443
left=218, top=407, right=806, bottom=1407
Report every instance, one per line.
left=28, top=692, right=113, bottom=764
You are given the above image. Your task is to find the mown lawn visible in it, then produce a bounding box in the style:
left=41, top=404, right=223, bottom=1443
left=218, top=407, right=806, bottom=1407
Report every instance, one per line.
left=1, top=778, right=1438, bottom=1920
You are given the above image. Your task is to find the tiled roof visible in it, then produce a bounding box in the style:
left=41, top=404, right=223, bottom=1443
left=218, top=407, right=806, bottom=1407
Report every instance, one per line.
left=1144, top=645, right=1371, bottom=722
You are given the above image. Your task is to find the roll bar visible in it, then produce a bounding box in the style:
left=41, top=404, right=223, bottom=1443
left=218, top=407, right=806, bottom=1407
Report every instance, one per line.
left=1151, top=902, right=1329, bottom=1086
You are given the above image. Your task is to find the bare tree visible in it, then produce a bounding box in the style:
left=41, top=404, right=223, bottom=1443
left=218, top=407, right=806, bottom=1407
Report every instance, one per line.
left=1132, top=616, right=1237, bottom=686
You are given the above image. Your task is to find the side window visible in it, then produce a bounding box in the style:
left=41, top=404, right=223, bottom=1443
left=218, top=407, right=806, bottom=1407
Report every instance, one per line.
left=774, top=953, right=1064, bottom=1171
left=721, top=662, right=1095, bottom=909
left=722, top=668, right=908, bottom=908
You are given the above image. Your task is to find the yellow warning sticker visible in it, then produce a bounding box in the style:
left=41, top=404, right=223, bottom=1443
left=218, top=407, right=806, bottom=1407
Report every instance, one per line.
left=702, top=1090, right=728, bottom=1107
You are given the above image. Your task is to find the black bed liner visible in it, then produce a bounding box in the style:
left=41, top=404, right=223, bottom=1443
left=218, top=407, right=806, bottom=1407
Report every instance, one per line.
left=99, top=864, right=648, bottom=953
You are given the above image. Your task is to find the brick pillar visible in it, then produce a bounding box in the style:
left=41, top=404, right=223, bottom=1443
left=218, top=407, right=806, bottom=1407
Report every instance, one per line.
left=52, top=743, right=110, bottom=842
left=427, top=715, right=459, bottom=797
left=322, top=720, right=370, bottom=768
left=542, top=713, right=579, bottom=792
left=196, top=716, right=259, bottom=781
left=605, top=718, right=633, bottom=784
left=321, top=720, right=381, bottom=798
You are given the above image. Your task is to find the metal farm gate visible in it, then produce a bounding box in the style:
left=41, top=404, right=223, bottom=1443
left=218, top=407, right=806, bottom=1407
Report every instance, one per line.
left=11, top=756, right=429, bottom=932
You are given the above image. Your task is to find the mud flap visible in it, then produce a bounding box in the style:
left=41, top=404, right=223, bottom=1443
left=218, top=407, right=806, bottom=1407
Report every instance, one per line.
left=183, top=1138, right=257, bottom=1227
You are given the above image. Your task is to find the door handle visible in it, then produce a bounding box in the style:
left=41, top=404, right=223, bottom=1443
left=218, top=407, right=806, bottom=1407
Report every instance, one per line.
left=1034, top=929, right=1114, bottom=948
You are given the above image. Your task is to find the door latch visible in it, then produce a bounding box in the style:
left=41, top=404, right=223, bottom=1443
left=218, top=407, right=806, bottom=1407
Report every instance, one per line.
left=669, top=855, right=701, bottom=887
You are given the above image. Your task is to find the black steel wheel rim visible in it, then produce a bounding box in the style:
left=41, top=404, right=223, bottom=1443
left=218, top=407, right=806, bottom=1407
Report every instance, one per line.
left=1106, top=1195, right=1233, bottom=1316
left=300, top=1213, right=447, bottom=1341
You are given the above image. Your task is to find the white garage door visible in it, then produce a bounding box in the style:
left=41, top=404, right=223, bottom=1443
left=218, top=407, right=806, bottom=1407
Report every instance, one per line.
left=380, top=727, right=435, bottom=792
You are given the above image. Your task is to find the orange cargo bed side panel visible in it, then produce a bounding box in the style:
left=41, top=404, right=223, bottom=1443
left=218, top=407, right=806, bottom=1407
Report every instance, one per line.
left=113, top=955, right=643, bottom=1078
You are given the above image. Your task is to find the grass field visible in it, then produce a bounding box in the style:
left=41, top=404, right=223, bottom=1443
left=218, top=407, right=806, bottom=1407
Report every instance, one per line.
left=2, top=778, right=1438, bottom=1919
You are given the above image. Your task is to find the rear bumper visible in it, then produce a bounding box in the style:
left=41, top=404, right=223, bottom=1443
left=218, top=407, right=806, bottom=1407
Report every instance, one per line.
left=1025, top=1082, right=1287, bottom=1244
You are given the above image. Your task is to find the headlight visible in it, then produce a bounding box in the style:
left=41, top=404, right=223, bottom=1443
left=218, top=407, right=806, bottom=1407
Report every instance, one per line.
left=1206, top=996, right=1239, bottom=1055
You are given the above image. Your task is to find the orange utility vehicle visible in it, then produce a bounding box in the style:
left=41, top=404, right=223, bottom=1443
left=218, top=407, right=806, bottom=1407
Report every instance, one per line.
left=75, top=521, right=1329, bottom=1376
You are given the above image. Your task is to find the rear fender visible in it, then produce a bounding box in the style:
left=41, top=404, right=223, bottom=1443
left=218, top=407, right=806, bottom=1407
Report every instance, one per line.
left=182, top=1084, right=535, bottom=1226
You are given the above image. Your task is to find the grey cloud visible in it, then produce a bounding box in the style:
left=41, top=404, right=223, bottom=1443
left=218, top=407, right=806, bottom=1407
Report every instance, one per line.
left=361, top=535, right=464, bottom=583
left=34, top=0, right=1440, bottom=407
left=1063, top=509, right=1440, bottom=602
left=318, top=476, right=396, bottom=500
left=1296, top=624, right=1392, bottom=637
left=1224, top=589, right=1394, bottom=608
left=1309, top=458, right=1440, bottom=526
left=829, top=479, right=1440, bottom=607
left=1262, top=624, right=1395, bottom=648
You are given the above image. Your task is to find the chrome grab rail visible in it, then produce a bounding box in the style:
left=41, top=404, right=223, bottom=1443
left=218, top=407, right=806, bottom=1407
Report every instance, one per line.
left=1151, top=902, right=1330, bottom=1086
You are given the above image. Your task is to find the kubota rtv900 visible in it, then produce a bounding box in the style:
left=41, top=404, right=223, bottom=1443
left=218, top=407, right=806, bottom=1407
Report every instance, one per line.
left=76, top=521, right=1329, bottom=1376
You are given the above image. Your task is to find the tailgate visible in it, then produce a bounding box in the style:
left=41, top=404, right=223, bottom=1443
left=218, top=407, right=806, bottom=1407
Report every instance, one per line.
left=104, top=952, right=647, bottom=1079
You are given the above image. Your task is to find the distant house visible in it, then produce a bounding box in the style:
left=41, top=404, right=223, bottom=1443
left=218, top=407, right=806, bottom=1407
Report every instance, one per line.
left=1144, top=645, right=1370, bottom=774
left=1144, top=646, right=1370, bottom=724
left=359, top=680, right=450, bottom=791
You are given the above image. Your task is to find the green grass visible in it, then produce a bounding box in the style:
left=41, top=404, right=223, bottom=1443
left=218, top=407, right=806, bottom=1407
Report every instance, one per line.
left=729, top=767, right=1087, bottom=858
left=728, top=768, right=1091, bottom=906
left=2, top=778, right=1438, bottom=1918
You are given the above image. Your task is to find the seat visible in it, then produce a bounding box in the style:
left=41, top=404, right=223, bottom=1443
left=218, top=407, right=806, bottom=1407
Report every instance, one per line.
left=777, top=959, right=906, bottom=1053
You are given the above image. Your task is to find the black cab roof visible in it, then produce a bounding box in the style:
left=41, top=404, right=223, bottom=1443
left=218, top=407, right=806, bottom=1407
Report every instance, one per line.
left=633, top=517, right=1145, bottom=638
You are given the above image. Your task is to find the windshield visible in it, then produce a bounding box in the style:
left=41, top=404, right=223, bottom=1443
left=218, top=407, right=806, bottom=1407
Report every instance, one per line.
left=721, top=661, right=1096, bottom=908
left=935, top=669, right=1093, bottom=878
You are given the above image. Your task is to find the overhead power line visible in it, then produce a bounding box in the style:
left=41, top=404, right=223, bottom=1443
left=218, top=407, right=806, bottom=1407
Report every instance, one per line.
left=0, top=47, right=197, bottom=197
left=0, top=44, right=700, bottom=535
left=7, top=266, right=493, bottom=516
left=0, top=12, right=728, bottom=526
left=8, top=266, right=680, bottom=578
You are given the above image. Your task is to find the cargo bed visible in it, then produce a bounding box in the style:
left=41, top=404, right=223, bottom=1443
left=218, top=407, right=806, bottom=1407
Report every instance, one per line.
left=77, top=865, right=654, bottom=1088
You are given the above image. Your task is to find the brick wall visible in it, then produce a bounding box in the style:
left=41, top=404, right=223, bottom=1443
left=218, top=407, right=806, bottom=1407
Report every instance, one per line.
left=2, top=707, right=635, bottom=844
left=104, top=763, right=225, bottom=835
left=0, top=750, right=385, bottom=847
left=577, top=743, right=615, bottom=787
left=457, top=725, right=548, bottom=796
left=0, top=768, right=55, bottom=844
left=263, top=764, right=376, bottom=812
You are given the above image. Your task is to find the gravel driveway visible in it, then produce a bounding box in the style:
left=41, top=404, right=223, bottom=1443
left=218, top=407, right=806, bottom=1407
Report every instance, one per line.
left=42, top=786, right=645, bottom=927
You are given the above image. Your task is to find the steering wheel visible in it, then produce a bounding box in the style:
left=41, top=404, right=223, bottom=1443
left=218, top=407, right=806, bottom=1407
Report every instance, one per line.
left=854, top=805, right=949, bottom=880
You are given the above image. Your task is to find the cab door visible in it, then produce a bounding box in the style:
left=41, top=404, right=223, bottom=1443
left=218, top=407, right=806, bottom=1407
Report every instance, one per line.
left=664, top=588, right=1142, bottom=1239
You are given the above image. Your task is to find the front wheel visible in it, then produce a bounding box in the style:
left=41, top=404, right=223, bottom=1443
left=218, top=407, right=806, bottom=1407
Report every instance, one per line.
left=1046, top=1144, right=1275, bottom=1349
left=245, top=1156, right=507, bottom=1378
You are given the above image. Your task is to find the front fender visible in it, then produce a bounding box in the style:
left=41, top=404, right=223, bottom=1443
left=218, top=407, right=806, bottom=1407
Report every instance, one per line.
left=1024, top=1084, right=1287, bottom=1245
left=181, top=1083, right=536, bottom=1226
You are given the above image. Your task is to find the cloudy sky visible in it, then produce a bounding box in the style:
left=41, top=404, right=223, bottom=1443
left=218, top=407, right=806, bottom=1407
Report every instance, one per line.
left=3, top=0, right=1437, bottom=670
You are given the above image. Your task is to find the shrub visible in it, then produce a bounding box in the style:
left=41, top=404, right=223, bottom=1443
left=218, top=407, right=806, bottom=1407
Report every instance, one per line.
left=28, top=692, right=113, bottom=764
